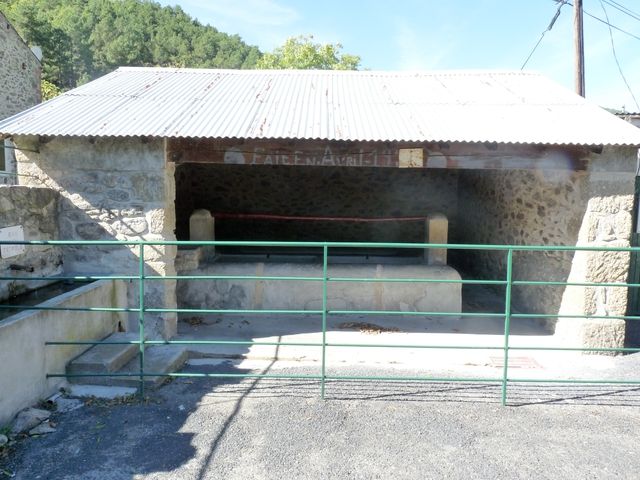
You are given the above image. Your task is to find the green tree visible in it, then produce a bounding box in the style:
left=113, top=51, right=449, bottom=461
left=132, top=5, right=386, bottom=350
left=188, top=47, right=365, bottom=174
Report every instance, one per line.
left=0, top=0, right=262, bottom=92
left=257, top=35, right=360, bottom=70
left=41, top=79, right=62, bottom=101
left=2, top=0, right=75, bottom=88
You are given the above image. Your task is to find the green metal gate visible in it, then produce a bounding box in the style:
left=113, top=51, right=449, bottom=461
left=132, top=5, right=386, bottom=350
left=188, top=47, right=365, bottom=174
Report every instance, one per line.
left=3, top=239, right=640, bottom=406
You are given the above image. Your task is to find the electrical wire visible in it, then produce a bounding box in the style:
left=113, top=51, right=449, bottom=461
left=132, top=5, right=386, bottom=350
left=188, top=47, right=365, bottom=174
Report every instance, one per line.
left=603, top=0, right=640, bottom=22
left=583, top=9, right=640, bottom=40
left=564, top=1, right=640, bottom=41
left=599, top=0, right=640, bottom=111
left=521, top=1, right=567, bottom=69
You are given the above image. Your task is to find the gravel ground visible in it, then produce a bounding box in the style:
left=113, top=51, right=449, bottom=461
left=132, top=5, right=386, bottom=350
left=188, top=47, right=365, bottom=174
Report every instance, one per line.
left=4, top=357, right=640, bottom=480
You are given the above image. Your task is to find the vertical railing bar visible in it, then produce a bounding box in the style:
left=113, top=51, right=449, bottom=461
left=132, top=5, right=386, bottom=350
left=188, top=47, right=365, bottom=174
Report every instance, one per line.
left=138, top=243, right=146, bottom=399
left=321, top=244, right=328, bottom=399
left=501, top=248, right=514, bottom=406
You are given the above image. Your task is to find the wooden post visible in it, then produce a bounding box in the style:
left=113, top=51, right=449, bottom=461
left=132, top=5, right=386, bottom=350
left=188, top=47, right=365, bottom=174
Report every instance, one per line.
left=574, top=0, right=585, bottom=97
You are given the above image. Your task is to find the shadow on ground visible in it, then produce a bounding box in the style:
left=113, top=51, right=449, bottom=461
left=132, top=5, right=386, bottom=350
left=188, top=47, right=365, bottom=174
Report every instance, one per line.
left=6, top=351, right=640, bottom=480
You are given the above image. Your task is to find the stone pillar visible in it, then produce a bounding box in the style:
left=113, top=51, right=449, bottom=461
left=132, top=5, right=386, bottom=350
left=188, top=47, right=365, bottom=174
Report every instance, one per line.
left=189, top=209, right=215, bottom=260
left=189, top=209, right=215, bottom=241
left=555, top=147, right=636, bottom=352
left=425, top=213, right=448, bottom=266
left=555, top=195, right=632, bottom=352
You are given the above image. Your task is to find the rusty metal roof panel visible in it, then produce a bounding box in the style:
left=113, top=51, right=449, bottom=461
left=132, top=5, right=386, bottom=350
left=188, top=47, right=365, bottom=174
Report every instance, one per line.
left=2, top=67, right=640, bottom=146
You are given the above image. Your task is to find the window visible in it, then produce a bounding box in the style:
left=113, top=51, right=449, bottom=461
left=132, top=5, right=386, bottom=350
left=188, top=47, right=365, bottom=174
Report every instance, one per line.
left=0, top=140, right=5, bottom=172
left=0, top=140, right=16, bottom=185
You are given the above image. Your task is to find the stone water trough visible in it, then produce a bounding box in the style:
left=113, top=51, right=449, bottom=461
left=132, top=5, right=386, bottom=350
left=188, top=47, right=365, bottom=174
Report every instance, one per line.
left=176, top=210, right=462, bottom=319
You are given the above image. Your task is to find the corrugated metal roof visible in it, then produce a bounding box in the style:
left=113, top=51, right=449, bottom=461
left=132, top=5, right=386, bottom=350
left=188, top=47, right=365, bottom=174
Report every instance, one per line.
left=2, top=67, right=640, bottom=146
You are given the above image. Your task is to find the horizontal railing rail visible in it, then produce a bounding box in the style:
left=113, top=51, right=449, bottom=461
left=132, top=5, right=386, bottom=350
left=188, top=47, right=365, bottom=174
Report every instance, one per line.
left=1, top=239, right=639, bottom=405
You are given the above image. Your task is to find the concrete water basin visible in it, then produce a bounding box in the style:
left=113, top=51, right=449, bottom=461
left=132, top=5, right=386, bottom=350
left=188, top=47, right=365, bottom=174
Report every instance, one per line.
left=0, top=279, right=127, bottom=424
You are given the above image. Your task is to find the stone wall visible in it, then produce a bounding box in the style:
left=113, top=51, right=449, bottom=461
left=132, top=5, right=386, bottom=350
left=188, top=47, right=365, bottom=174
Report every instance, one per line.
left=10, top=134, right=637, bottom=349
left=0, top=11, right=41, bottom=182
left=14, top=136, right=177, bottom=338
left=456, top=167, right=587, bottom=316
left=456, top=146, right=637, bottom=347
left=0, top=185, right=61, bottom=302
left=175, top=164, right=458, bottom=244
left=0, top=11, right=40, bottom=119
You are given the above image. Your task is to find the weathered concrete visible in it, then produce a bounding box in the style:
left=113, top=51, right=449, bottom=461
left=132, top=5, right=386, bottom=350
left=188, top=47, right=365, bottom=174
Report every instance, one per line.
left=66, top=384, right=137, bottom=399
left=0, top=186, right=61, bottom=302
left=425, top=213, right=448, bottom=265
left=174, top=246, right=206, bottom=272
left=68, top=345, right=188, bottom=388
left=177, top=261, right=461, bottom=314
left=66, top=332, right=139, bottom=375
left=14, top=136, right=178, bottom=338
left=189, top=209, right=215, bottom=241
left=0, top=279, right=126, bottom=425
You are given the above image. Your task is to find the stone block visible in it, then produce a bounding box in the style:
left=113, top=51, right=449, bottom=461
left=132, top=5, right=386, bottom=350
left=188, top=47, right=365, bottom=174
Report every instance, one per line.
left=425, top=213, right=448, bottom=266
left=178, top=262, right=462, bottom=315
left=146, top=208, right=167, bottom=234
left=111, top=216, right=148, bottom=236
left=75, top=222, right=107, bottom=240
left=189, top=209, right=215, bottom=242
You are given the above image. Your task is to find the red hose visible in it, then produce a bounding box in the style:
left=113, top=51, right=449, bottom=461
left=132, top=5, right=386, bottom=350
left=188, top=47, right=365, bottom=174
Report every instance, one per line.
left=211, top=213, right=427, bottom=223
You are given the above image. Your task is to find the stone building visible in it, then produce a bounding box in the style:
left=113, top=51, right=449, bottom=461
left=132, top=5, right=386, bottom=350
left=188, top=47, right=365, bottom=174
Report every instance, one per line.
left=1, top=67, right=640, bottom=350
left=0, top=10, right=41, bottom=183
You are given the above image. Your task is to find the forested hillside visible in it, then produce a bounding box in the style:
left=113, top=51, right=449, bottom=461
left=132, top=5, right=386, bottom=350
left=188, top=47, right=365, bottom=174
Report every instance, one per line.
left=0, top=0, right=262, bottom=94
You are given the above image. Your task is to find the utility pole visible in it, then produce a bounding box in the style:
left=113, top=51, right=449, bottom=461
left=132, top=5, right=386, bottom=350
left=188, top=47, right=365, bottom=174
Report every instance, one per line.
left=574, top=0, right=585, bottom=96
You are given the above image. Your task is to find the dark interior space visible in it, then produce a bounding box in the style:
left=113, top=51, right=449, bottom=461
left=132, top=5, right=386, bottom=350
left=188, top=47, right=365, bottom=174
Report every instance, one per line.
left=175, top=163, right=458, bottom=257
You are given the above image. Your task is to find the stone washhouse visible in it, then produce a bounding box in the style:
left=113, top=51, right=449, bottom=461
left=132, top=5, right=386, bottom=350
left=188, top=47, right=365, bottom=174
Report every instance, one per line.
left=1, top=67, right=640, bottom=369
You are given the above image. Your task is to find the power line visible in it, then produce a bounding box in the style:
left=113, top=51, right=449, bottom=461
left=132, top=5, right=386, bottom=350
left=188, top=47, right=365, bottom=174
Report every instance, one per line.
left=521, top=1, right=567, bottom=69
left=584, top=9, right=640, bottom=41
left=603, top=0, right=640, bottom=22
left=599, top=0, right=640, bottom=110
left=564, top=1, right=640, bottom=41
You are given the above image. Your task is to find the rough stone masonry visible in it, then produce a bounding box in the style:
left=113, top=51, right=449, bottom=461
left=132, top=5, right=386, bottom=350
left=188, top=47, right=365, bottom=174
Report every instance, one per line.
left=14, top=136, right=177, bottom=338
left=0, top=185, right=61, bottom=301
left=10, top=133, right=640, bottom=351
left=0, top=11, right=41, bottom=182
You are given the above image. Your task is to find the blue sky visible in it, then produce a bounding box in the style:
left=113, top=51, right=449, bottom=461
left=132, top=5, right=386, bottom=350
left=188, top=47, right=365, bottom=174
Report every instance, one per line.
left=158, top=0, right=640, bottom=111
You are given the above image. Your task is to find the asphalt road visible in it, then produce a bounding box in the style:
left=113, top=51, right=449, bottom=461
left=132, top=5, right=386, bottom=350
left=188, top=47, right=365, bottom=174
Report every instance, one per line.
left=4, top=359, right=640, bottom=480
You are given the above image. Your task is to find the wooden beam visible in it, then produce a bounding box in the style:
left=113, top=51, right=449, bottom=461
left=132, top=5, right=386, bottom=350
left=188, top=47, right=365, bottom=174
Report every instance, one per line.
left=167, top=138, right=588, bottom=171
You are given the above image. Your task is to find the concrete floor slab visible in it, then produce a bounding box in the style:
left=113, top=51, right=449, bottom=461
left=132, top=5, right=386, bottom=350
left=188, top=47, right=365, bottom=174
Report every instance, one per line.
left=6, top=359, right=640, bottom=480
left=171, top=286, right=621, bottom=384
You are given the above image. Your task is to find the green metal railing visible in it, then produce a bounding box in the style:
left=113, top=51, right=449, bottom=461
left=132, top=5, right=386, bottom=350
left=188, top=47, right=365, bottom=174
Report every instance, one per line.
left=2, top=239, right=640, bottom=406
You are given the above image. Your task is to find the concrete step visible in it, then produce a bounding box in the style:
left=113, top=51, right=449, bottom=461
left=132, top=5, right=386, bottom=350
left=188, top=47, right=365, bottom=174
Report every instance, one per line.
left=67, top=332, right=139, bottom=376
left=69, top=345, right=188, bottom=388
